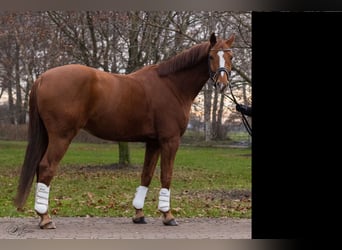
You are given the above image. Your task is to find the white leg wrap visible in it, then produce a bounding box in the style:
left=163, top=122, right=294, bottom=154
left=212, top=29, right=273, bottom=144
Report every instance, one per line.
left=158, top=188, right=171, bottom=212
left=35, top=182, right=50, bottom=214
left=132, top=186, right=148, bottom=209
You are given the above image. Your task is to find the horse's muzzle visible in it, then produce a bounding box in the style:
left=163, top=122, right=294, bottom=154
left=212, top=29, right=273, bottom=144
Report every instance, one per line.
left=215, top=82, right=228, bottom=93
left=212, top=67, right=230, bottom=93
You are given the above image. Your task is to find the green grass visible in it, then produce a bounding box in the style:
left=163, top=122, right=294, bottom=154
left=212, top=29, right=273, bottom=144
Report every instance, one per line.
left=0, top=140, right=251, bottom=219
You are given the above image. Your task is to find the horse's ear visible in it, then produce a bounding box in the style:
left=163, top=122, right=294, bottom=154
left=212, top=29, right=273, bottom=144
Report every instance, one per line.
left=226, top=34, right=235, bottom=47
left=210, top=33, right=217, bottom=47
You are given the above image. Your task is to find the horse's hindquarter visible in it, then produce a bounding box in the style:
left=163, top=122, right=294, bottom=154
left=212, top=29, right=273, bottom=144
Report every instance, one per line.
left=36, top=65, right=100, bottom=134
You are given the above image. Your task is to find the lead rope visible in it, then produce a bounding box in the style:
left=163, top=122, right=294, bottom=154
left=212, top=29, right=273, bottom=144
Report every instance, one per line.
left=224, top=84, right=252, bottom=137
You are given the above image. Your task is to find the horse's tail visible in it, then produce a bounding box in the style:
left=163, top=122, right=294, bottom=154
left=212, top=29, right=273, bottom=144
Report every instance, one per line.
left=14, top=77, right=48, bottom=209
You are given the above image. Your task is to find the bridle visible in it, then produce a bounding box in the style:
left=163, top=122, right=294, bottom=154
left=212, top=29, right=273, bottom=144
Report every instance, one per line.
left=208, top=48, right=232, bottom=87
left=208, top=47, right=252, bottom=137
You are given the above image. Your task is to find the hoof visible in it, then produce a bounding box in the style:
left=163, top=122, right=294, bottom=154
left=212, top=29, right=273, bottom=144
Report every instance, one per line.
left=39, top=221, right=56, bottom=229
left=163, top=218, right=178, bottom=226
left=132, top=216, right=147, bottom=224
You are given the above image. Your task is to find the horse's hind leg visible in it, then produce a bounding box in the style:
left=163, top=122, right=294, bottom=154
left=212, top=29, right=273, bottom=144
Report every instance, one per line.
left=132, top=141, right=160, bottom=224
left=35, top=134, right=74, bottom=229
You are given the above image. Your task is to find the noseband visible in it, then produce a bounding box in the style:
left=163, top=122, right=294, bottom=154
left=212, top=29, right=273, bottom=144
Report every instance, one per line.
left=208, top=48, right=232, bottom=86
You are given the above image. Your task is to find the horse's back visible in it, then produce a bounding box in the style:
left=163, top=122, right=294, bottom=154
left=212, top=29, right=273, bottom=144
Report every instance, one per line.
left=33, top=63, right=190, bottom=142
left=35, top=64, right=154, bottom=141
left=39, top=64, right=99, bottom=88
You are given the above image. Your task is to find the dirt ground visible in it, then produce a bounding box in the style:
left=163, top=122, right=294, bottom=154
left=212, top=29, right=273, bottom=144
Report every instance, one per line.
left=0, top=217, right=251, bottom=239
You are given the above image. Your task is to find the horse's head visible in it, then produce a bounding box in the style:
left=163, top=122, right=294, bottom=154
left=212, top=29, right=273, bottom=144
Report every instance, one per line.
left=208, top=33, right=235, bottom=93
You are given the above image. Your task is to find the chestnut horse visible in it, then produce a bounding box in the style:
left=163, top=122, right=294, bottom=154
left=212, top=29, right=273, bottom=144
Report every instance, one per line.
left=14, top=33, right=234, bottom=229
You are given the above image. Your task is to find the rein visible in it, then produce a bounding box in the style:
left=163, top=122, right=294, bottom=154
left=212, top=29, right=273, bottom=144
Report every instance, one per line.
left=224, top=85, right=252, bottom=137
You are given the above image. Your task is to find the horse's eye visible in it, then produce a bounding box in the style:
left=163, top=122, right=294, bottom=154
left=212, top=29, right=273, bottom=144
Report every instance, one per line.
left=209, top=56, right=214, bottom=60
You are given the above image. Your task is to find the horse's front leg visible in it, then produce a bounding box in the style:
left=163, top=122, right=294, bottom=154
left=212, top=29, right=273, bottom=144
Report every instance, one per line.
left=132, top=141, right=160, bottom=224
left=158, top=137, right=180, bottom=226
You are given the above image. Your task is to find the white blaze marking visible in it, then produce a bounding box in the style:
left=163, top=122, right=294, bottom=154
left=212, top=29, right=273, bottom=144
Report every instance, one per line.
left=217, top=50, right=225, bottom=77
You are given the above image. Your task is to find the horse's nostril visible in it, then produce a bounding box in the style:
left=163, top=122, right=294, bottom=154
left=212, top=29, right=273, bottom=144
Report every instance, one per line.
left=217, top=83, right=227, bottom=93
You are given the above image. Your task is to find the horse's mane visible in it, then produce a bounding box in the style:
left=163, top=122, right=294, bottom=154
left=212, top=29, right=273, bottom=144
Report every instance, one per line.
left=157, top=42, right=210, bottom=76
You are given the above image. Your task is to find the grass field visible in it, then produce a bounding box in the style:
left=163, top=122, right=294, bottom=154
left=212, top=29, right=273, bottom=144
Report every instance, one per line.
left=0, top=140, right=251, bottom=219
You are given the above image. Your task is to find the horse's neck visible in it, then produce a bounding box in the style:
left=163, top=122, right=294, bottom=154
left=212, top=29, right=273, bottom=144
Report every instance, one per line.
left=172, top=60, right=209, bottom=101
